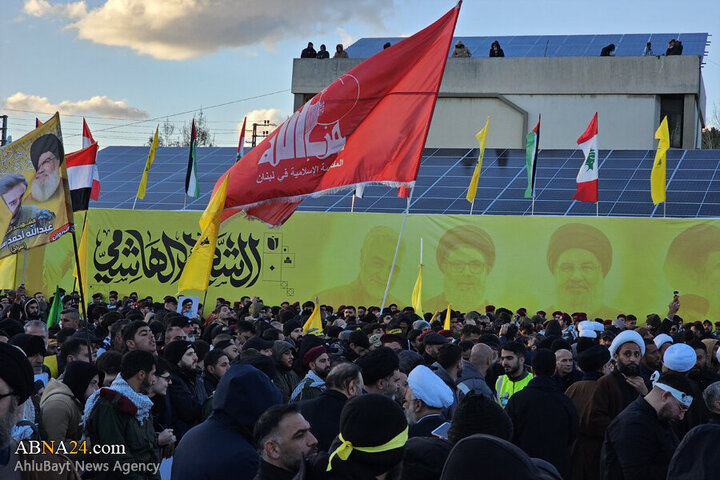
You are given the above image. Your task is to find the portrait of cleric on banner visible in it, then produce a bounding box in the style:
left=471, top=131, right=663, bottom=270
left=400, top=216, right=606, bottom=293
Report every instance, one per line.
left=664, top=224, right=720, bottom=322
left=424, top=225, right=495, bottom=315
left=545, top=223, right=621, bottom=319
left=0, top=113, right=73, bottom=258
left=318, top=225, right=405, bottom=308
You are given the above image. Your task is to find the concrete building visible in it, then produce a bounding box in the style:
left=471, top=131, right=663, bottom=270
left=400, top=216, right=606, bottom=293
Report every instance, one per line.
left=291, top=37, right=708, bottom=150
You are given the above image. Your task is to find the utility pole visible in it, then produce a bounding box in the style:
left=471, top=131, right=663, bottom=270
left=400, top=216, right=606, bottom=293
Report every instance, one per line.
left=251, top=119, right=277, bottom=147
left=0, top=116, right=8, bottom=146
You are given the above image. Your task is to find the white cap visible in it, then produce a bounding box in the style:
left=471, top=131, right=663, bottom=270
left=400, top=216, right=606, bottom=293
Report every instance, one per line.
left=663, top=343, right=697, bottom=373
left=609, top=330, right=645, bottom=357
left=408, top=365, right=454, bottom=409
left=653, top=334, right=673, bottom=350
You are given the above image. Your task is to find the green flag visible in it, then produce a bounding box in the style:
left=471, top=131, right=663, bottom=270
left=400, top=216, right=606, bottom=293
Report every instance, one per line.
left=47, top=285, right=62, bottom=328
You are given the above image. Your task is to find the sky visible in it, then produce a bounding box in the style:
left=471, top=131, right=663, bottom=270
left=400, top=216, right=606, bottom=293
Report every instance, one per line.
left=1, top=0, right=718, bottom=152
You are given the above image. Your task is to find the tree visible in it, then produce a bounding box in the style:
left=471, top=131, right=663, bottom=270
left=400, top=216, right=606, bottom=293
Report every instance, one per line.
left=702, top=104, right=720, bottom=149
left=180, top=110, right=215, bottom=147
left=145, top=111, right=215, bottom=147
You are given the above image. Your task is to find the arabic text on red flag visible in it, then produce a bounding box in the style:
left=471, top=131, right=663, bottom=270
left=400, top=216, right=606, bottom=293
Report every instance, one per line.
left=215, top=3, right=461, bottom=226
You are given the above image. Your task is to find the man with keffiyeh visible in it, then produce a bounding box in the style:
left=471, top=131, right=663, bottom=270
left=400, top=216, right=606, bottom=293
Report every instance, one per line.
left=84, top=350, right=162, bottom=479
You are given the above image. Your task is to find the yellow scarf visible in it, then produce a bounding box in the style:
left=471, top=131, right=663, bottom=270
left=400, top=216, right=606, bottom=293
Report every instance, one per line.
left=326, top=427, right=408, bottom=471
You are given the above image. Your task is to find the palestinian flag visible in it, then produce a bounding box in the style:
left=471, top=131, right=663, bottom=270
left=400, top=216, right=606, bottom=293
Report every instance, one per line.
left=524, top=116, right=540, bottom=199
left=185, top=119, right=199, bottom=198
left=573, top=113, right=599, bottom=202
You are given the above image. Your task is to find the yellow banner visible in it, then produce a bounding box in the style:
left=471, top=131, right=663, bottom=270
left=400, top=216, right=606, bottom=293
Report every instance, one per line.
left=0, top=113, right=74, bottom=259
left=8, top=209, right=720, bottom=323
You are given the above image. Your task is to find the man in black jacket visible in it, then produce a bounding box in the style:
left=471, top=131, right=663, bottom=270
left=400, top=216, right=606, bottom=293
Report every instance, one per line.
left=506, top=348, right=578, bottom=480
left=602, top=372, right=693, bottom=480
left=299, top=362, right=363, bottom=452
left=164, top=340, right=207, bottom=441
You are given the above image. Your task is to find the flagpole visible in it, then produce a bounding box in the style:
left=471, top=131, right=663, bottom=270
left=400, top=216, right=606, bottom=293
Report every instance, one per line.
left=351, top=194, right=356, bottom=213
left=183, top=194, right=187, bottom=210
left=381, top=185, right=413, bottom=312
left=531, top=196, right=535, bottom=216
left=469, top=199, right=474, bottom=215
left=132, top=196, right=138, bottom=210
left=663, top=202, right=666, bottom=218
left=596, top=201, right=599, bottom=217
left=72, top=224, right=92, bottom=363
left=420, top=238, right=423, bottom=265
left=21, top=251, right=27, bottom=285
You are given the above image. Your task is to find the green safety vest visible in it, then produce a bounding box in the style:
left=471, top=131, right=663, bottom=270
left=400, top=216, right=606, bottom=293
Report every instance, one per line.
left=495, top=371, right=533, bottom=407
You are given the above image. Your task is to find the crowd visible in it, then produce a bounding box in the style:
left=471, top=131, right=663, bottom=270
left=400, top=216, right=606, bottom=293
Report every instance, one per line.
left=1, top=285, right=720, bottom=479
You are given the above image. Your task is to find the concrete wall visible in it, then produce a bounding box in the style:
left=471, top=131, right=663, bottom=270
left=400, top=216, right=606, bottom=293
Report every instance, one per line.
left=291, top=56, right=705, bottom=149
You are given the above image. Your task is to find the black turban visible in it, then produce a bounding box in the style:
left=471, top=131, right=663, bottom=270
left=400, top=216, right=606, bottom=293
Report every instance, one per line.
left=577, top=345, right=610, bottom=373
left=9, top=333, right=46, bottom=357
left=546, top=223, right=612, bottom=277
left=356, top=346, right=399, bottom=385
left=0, top=342, right=34, bottom=404
left=63, top=361, right=100, bottom=404
left=29, top=133, right=64, bottom=171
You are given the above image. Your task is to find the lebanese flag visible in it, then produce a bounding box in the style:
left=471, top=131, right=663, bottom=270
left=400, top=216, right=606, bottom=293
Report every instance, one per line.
left=82, top=119, right=101, bottom=200
left=573, top=113, right=599, bottom=202
left=214, top=3, right=462, bottom=226
left=66, top=142, right=100, bottom=212
left=236, top=117, right=246, bottom=162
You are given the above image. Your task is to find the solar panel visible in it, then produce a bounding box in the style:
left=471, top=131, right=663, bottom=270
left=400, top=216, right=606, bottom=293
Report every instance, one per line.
left=92, top=146, right=720, bottom=219
left=345, top=33, right=709, bottom=58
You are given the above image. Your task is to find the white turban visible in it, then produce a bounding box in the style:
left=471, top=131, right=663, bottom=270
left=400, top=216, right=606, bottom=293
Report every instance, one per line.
left=663, top=343, right=697, bottom=373
left=609, top=330, right=645, bottom=357
left=407, top=365, right=454, bottom=409
left=653, top=334, right=673, bottom=350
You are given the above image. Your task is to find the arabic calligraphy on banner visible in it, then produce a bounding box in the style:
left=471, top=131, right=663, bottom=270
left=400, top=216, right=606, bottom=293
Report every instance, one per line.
left=7, top=209, right=720, bottom=323
left=0, top=113, right=74, bottom=258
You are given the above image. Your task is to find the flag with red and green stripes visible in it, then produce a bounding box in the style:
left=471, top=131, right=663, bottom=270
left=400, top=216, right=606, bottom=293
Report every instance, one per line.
left=524, top=116, right=540, bottom=199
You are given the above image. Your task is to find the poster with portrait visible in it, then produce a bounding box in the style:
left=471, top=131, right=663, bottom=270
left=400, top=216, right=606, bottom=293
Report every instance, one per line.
left=177, top=295, right=199, bottom=319
left=0, top=113, right=74, bottom=259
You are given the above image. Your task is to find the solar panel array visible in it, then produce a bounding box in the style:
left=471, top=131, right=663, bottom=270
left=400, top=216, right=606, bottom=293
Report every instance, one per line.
left=93, top=146, right=720, bottom=218
left=346, top=33, right=709, bottom=59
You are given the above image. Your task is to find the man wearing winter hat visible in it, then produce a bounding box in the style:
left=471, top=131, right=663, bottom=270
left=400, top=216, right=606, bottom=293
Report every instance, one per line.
left=164, top=340, right=206, bottom=442
left=1, top=342, right=82, bottom=479
left=578, top=330, right=647, bottom=480
left=282, top=319, right=303, bottom=348
left=309, top=394, right=408, bottom=478
left=506, top=348, right=578, bottom=479
left=271, top=340, right=300, bottom=403
left=290, top=346, right=330, bottom=402
left=404, top=365, right=454, bottom=437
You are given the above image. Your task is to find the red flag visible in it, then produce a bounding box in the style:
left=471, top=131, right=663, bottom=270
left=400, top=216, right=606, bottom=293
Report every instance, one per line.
left=82, top=119, right=101, bottom=200
left=236, top=117, right=247, bottom=162
left=35, top=118, right=43, bottom=128
left=214, top=3, right=461, bottom=226
left=398, top=186, right=410, bottom=198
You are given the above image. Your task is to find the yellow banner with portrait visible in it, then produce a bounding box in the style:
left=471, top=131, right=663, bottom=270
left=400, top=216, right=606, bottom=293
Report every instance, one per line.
left=0, top=113, right=74, bottom=259
left=7, top=209, right=720, bottom=323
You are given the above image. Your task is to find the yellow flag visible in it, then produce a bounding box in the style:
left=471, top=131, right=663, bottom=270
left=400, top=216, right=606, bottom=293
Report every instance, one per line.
left=411, top=264, right=423, bottom=317
left=443, top=304, right=452, bottom=330
left=137, top=126, right=159, bottom=200
left=303, top=297, right=323, bottom=334
left=177, top=174, right=229, bottom=293
left=0, top=255, right=17, bottom=289
left=651, top=117, right=670, bottom=205
left=73, top=219, right=88, bottom=299
left=466, top=117, right=490, bottom=203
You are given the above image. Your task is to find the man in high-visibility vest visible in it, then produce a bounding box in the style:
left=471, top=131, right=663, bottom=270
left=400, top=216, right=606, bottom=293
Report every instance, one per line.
left=496, top=341, right=532, bottom=407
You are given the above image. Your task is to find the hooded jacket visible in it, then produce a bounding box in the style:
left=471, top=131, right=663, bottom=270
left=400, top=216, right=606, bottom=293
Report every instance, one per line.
left=40, top=378, right=83, bottom=442
left=171, top=365, right=282, bottom=480
left=272, top=341, right=301, bottom=403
